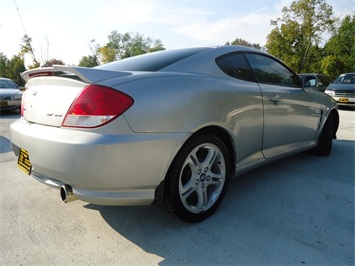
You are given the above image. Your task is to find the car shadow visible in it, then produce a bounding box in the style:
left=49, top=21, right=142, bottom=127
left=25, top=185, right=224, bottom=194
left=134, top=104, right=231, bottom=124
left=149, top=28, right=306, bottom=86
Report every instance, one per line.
left=84, top=139, right=355, bottom=265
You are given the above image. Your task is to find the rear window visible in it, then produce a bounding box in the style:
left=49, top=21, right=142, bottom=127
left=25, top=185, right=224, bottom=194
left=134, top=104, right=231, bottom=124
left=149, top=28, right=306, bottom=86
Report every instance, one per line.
left=96, top=47, right=210, bottom=72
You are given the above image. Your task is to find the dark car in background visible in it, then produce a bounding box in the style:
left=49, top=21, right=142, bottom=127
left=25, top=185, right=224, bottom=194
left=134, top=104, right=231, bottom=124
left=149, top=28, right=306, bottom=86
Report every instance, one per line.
left=325, top=73, right=355, bottom=107
left=299, top=73, right=330, bottom=92
left=0, top=78, right=23, bottom=111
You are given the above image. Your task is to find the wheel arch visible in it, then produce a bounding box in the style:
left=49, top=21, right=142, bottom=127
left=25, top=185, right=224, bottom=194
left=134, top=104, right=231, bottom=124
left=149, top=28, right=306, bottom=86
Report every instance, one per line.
left=154, top=125, right=236, bottom=207
left=193, top=126, right=236, bottom=169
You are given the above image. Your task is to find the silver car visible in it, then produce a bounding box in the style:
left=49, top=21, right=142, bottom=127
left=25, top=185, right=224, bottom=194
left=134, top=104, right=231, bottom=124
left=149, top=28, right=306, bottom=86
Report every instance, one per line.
left=325, top=73, right=355, bottom=107
left=0, top=78, right=23, bottom=111
left=10, top=46, right=339, bottom=222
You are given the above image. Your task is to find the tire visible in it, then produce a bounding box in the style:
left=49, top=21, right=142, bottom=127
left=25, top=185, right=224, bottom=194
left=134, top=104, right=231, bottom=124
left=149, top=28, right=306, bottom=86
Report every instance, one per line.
left=312, top=113, right=334, bottom=156
left=164, top=134, right=231, bottom=223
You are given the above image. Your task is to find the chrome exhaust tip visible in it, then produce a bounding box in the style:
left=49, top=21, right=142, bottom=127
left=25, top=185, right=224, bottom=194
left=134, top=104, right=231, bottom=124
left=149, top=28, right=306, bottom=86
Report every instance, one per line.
left=60, top=185, right=78, bottom=203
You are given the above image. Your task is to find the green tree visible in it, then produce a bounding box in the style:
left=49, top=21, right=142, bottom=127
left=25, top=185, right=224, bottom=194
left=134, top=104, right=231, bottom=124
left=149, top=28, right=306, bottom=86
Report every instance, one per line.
left=78, top=39, right=100, bottom=67
left=266, top=0, right=336, bottom=73
left=226, top=38, right=262, bottom=50
left=0, top=53, right=11, bottom=77
left=0, top=53, right=26, bottom=86
left=8, top=56, right=26, bottom=86
left=321, top=14, right=355, bottom=79
left=20, top=34, right=40, bottom=69
left=78, top=56, right=99, bottom=67
left=99, top=31, right=165, bottom=63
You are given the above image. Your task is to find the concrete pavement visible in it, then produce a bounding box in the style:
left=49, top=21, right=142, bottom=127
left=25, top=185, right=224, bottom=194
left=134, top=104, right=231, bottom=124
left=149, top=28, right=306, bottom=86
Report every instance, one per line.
left=0, top=109, right=354, bottom=265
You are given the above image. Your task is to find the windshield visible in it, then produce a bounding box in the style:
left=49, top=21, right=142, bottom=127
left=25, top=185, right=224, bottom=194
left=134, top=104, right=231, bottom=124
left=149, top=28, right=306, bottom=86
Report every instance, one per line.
left=96, top=47, right=211, bottom=72
left=0, top=79, right=18, bottom=89
left=333, top=73, right=355, bottom=84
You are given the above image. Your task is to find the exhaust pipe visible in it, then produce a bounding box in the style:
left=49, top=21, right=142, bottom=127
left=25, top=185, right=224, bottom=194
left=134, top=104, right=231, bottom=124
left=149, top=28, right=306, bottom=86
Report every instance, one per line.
left=60, top=185, right=78, bottom=203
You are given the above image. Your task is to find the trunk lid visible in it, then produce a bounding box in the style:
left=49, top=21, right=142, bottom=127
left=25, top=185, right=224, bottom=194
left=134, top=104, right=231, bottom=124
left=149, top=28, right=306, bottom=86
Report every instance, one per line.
left=23, top=77, right=87, bottom=127
left=21, top=65, right=131, bottom=127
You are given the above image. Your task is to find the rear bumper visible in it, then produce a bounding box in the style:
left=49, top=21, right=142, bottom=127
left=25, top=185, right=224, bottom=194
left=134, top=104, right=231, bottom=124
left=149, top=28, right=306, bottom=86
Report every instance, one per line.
left=10, top=118, right=187, bottom=205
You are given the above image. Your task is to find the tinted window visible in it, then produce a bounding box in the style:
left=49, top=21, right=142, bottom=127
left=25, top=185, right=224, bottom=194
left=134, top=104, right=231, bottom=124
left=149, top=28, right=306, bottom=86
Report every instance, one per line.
left=96, top=47, right=210, bottom=72
left=245, top=53, right=301, bottom=87
left=216, top=53, right=255, bottom=82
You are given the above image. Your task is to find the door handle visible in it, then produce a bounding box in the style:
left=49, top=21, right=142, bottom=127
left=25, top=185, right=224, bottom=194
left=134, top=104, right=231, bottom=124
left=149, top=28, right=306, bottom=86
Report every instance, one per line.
left=268, top=94, right=281, bottom=105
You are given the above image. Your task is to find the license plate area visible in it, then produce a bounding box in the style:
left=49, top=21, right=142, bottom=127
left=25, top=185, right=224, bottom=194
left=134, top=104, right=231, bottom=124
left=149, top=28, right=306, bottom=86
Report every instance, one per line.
left=18, top=148, right=32, bottom=175
left=339, top=98, right=349, bottom=103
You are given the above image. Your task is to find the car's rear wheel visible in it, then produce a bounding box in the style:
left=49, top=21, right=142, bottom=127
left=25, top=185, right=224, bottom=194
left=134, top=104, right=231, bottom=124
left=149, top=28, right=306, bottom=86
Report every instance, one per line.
left=164, top=134, right=231, bottom=223
left=312, top=113, right=334, bottom=156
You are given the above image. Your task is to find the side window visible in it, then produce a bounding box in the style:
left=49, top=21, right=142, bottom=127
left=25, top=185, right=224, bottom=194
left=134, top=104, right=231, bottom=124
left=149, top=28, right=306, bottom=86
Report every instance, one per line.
left=245, top=53, right=301, bottom=87
left=216, top=53, right=255, bottom=82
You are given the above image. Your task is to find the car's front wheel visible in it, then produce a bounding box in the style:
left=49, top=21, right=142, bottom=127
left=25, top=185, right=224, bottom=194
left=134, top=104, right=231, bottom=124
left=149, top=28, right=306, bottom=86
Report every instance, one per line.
left=164, top=134, right=231, bottom=223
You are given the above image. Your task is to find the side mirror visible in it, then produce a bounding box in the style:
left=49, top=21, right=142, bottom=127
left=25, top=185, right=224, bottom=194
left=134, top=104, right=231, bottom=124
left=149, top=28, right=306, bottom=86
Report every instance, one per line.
left=303, top=76, right=316, bottom=87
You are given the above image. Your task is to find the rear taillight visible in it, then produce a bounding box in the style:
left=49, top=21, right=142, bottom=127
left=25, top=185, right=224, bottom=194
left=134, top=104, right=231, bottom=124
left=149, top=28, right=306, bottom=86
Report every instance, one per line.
left=62, top=84, right=134, bottom=128
left=20, top=89, right=28, bottom=117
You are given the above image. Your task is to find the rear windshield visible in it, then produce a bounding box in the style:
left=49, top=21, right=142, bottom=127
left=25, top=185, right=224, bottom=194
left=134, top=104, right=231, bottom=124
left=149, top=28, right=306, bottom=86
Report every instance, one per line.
left=96, top=47, right=210, bottom=72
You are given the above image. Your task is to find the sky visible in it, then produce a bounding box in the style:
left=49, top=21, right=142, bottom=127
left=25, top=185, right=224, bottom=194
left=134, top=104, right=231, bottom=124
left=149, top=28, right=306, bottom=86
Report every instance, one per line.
left=0, top=0, right=354, bottom=66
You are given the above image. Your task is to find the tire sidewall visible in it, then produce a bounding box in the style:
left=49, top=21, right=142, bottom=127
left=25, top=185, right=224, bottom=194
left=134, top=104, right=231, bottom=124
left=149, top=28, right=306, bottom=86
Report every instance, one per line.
left=167, top=134, right=231, bottom=223
left=314, top=113, right=334, bottom=156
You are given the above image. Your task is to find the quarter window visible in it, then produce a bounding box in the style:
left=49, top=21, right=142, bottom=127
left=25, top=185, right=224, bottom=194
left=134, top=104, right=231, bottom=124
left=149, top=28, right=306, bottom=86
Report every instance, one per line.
left=216, top=53, right=255, bottom=82
left=245, top=53, right=301, bottom=87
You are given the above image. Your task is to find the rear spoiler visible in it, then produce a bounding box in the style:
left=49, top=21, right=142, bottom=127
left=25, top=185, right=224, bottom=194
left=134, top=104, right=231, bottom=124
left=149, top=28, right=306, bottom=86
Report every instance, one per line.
left=21, top=65, right=131, bottom=84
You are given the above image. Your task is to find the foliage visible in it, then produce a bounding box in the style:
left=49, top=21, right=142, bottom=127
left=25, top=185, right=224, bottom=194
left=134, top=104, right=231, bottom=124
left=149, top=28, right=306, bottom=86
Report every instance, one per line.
left=226, top=38, right=262, bottom=50
left=20, top=34, right=40, bottom=69
left=266, top=0, right=336, bottom=73
left=0, top=53, right=26, bottom=86
left=78, top=56, right=99, bottom=67
left=0, top=53, right=11, bottom=77
left=98, top=46, right=116, bottom=64
left=99, top=31, right=165, bottom=63
left=321, top=14, right=355, bottom=79
left=42, top=58, right=65, bottom=67
left=78, top=39, right=100, bottom=67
